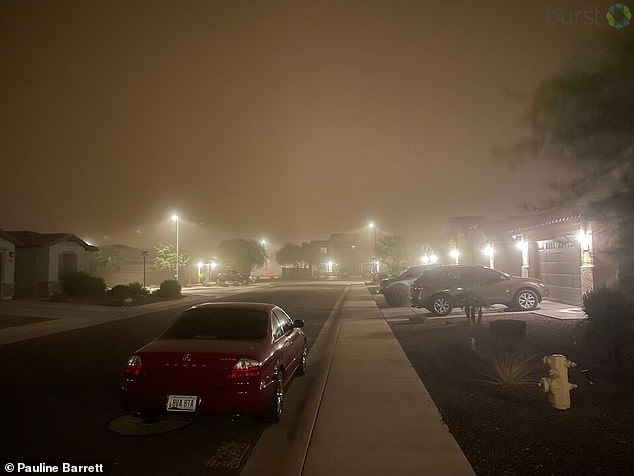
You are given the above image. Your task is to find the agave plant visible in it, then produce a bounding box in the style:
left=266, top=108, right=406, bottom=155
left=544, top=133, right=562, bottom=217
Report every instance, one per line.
left=479, top=344, right=539, bottom=391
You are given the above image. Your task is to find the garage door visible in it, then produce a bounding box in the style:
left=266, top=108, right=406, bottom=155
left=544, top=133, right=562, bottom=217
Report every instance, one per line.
left=536, top=240, right=582, bottom=305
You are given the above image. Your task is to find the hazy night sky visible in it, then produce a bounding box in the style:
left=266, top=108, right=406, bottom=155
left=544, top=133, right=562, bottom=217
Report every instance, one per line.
left=1, top=1, right=599, bottom=256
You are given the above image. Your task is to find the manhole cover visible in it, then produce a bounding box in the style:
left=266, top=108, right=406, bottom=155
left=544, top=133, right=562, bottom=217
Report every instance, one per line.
left=108, top=414, right=193, bottom=435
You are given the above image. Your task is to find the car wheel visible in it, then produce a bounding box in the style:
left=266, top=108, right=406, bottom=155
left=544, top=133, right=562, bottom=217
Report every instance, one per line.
left=296, top=346, right=307, bottom=376
left=260, top=370, right=284, bottom=423
left=514, top=289, right=539, bottom=311
left=429, top=294, right=453, bottom=316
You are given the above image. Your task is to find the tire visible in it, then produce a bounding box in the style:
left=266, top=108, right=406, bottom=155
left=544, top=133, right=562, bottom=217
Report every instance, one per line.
left=296, top=346, right=307, bottom=376
left=384, top=285, right=410, bottom=307
left=514, top=289, right=539, bottom=311
left=428, top=294, right=453, bottom=316
left=260, top=370, right=284, bottom=423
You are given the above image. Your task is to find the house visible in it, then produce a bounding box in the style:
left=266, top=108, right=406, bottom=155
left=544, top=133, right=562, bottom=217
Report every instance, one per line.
left=4, top=231, right=98, bottom=297
left=327, top=232, right=373, bottom=278
left=0, top=230, right=20, bottom=299
left=446, top=208, right=623, bottom=306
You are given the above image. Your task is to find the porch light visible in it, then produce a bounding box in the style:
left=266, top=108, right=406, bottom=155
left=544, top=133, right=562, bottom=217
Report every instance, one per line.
left=576, top=230, right=591, bottom=251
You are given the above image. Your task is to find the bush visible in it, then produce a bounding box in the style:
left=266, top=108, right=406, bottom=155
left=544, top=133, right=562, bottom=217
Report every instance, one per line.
left=155, top=279, right=181, bottom=298
left=583, top=286, right=633, bottom=365
left=109, top=284, right=133, bottom=299
left=583, top=286, right=632, bottom=334
left=127, top=282, right=148, bottom=296
left=384, top=285, right=410, bottom=307
left=60, top=272, right=106, bottom=298
left=480, top=345, right=539, bottom=392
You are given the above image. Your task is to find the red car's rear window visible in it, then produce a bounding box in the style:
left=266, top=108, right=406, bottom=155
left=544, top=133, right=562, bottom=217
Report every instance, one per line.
left=162, top=309, right=268, bottom=340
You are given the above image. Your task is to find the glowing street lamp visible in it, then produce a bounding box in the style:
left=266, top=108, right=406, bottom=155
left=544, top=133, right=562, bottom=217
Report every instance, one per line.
left=368, top=222, right=377, bottom=273
left=421, top=255, right=430, bottom=265
left=429, top=254, right=438, bottom=264
left=171, top=214, right=179, bottom=282
left=450, top=249, right=460, bottom=265
left=260, top=239, right=268, bottom=275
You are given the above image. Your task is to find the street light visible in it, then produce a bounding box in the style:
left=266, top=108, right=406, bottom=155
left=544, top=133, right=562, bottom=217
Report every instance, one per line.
left=171, top=214, right=179, bottom=282
left=260, top=239, right=268, bottom=275
left=450, top=249, right=460, bottom=265
left=368, top=222, right=377, bottom=273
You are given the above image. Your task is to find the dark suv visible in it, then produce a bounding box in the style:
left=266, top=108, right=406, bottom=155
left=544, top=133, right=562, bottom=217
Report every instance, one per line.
left=216, top=270, right=251, bottom=286
left=411, top=265, right=549, bottom=316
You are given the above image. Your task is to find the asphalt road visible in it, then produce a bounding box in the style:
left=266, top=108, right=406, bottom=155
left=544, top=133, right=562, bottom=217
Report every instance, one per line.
left=0, top=283, right=346, bottom=476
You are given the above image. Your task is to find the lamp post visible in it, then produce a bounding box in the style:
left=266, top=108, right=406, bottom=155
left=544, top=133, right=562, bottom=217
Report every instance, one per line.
left=171, top=214, right=179, bottom=282
left=368, top=222, right=377, bottom=273
left=260, top=239, right=268, bottom=275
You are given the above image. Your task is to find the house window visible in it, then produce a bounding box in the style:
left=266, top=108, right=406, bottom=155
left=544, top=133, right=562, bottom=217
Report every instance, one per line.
left=58, top=252, right=78, bottom=278
left=320, top=247, right=328, bottom=255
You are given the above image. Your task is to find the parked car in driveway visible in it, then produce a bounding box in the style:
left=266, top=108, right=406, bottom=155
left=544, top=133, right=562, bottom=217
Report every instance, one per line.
left=121, top=302, right=307, bottom=423
left=216, top=270, right=251, bottom=285
left=379, top=265, right=440, bottom=307
left=411, top=265, right=549, bottom=316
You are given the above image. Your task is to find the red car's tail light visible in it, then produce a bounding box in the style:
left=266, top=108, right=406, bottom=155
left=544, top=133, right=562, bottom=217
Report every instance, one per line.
left=125, top=355, right=145, bottom=377
left=227, top=358, right=262, bottom=379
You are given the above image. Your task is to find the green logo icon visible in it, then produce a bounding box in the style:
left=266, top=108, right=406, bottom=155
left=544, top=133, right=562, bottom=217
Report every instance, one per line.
left=606, top=3, right=631, bottom=29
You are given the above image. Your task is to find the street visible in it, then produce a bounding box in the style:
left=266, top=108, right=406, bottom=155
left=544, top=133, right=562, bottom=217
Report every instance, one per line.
left=0, top=283, right=346, bottom=475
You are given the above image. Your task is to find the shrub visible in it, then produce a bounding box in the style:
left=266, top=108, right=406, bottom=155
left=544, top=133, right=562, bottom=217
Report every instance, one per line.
left=478, top=343, right=539, bottom=392
left=60, top=272, right=106, bottom=298
left=155, top=279, right=181, bottom=298
left=583, top=286, right=633, bottom=365
left=127, top=282, right=148, bottom=295
left=109, top=284, right=133, bottom=299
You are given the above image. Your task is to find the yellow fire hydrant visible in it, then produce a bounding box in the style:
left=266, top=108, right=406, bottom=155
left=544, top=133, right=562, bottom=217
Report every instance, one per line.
left=538, top=354, right=578, bottom=410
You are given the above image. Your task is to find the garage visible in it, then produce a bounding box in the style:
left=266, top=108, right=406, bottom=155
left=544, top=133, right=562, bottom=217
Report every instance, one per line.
left=535, top=239, right=582, bottom=306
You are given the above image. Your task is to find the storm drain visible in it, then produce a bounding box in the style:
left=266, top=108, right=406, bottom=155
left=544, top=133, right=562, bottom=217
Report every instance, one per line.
left=108, top=414, right=193, bottom=435
left=205, top=441, right=251, bottom=470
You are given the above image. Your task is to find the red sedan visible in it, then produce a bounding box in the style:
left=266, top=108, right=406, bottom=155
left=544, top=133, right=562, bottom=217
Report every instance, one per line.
left=121, top=302, right=307, bottom=422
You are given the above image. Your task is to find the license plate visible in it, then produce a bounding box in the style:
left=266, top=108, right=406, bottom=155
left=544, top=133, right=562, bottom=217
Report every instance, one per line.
left=166, top=395, right=197, bottom=412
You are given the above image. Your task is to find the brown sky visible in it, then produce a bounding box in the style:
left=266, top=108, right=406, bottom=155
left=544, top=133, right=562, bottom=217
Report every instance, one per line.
left=0, top=0, right=605, bottom=256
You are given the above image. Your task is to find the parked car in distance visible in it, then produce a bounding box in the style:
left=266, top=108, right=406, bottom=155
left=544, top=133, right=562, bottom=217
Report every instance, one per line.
left=121, top=302, right=307, bottom=423
left=216, top=270, right=251, bottom=286
left=379, top=264, right=440, bottom=307
left=411, top=265, right=549, bottom=316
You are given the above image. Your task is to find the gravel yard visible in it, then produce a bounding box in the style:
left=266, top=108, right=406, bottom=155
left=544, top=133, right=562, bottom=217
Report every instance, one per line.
left=388, top=311, right=634, bottom=475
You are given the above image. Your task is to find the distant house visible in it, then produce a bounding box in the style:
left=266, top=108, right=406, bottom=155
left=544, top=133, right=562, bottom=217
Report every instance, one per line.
left=0, top=230, right=20, bottom=299
left=3, top=231, right=98, bottom=297
left=327, top=232, right=373, bottom=278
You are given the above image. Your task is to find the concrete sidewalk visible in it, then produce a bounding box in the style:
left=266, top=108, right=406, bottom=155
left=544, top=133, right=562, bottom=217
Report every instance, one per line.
left=243, top=284, right=474, bottom=475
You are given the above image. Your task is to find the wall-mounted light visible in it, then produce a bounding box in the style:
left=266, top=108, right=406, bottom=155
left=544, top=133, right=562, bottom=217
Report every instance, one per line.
left=576, top=230, right=591, bottom=252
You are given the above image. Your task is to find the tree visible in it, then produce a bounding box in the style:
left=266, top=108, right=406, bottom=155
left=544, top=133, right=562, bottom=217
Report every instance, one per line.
left=275, top=243, right=304, bottom=267
left=153, top=243, right=190, bottom=273
left=497, top=32, right=634, bottom=279
left=375, top=235, right=408, bottom=274
left=218, top=239, right=266, bottom=274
